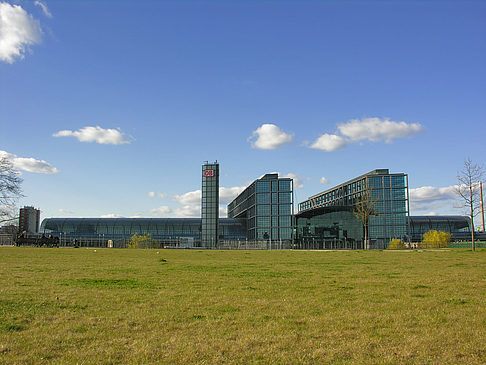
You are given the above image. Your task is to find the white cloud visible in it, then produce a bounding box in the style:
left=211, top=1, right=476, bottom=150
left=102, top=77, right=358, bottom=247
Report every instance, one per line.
left=319, top=177, right=329, bottom=185
left=409, top=185, right=457, bottom=203
left=309, top=117, right=423, bottom=152
left=169, top=184, right=248, bottom=218
left=337, top=117, right=423, bottom=143
left=174, top=189, right=201, bottom=205
left=172, top=205, right=200, bottom=218
left=409, top=185, right=459, bottom=213
left=149, top=206, right=172, bottom=215
left=0, top=150, right=58, bottom=174
left=248, top=123, right=293, bottom=150
left=58, top=209, right=73, bottom=214
left=53, top=126, right=130, bottom=145
left=310, top=134, right=347, bottom=152
left=174, top=185, right=247, bottom=206
left=219, top=185, right=247, bottom=204
left=148, top=191, right=167, bottom=199
left=34, top=1, right=52, bottom=18
left=100, top=213, right=124, bottom=218
left=0, top=3, right=43, bottom=63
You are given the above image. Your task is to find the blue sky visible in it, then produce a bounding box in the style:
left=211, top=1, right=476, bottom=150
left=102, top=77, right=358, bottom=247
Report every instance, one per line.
left=1, top=0, right=485, bottom=223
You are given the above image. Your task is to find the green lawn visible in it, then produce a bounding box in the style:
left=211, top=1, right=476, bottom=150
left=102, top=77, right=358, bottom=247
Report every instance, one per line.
left=1, top=247, right=485, bottom=364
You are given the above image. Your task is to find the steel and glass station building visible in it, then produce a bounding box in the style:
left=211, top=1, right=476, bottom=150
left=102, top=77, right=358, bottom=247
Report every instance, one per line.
left=39, top=164, right=473, bottom=249
left=227, top=173, right=293, bottom=241
left=295, top=169, right=409, bottom=249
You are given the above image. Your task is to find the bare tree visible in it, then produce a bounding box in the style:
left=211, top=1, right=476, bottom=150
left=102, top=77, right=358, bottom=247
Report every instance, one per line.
left=456, top=158, right=484, bottom=251
left=354, top=190, right=377, bottom=250
left=0, top=157, right=23, bottom=224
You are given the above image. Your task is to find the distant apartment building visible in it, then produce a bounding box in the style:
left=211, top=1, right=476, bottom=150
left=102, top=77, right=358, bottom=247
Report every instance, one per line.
left=19, top=206, right=41, bottom=233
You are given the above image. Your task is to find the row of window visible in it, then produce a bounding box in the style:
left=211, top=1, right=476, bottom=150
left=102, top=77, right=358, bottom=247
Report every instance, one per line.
left=252, top=227, right=292, bottom=240
left=256, top=180, right=292, bottom=193
left=256, top=192, right=292, bottom=204
left=255, top=204, right=292, bottom=216
left=256, top=216, right=292, bottom=228
left=368, top=175, right=405, bottom=188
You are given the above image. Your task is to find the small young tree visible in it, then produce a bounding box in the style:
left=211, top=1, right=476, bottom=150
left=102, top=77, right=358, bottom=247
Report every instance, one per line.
left=455, top=158, right=484, bottom=251
left=126, top=233, right=158, bottom=249
left=0, top=157, right=23, bottom=224
left=354, top=191, right=377, bottom=250
left=387, top=238, right=405, bottom=250
left=421, top=230, right=451, bottom=248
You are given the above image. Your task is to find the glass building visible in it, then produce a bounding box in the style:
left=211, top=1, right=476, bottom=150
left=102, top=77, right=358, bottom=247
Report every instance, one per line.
left=227, top=173, right=293, bottom=241
left=202, top=162, right=219, bottom=247
left=408, top=216, right=471, bottom=242
left=40, top=218, right=246, bottom=246
left=297, top=169, right=409, bottom=248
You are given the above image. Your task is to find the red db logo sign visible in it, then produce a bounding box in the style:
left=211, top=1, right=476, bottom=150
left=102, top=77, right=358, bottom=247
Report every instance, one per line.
left=204, top=169, right=214, bottom=177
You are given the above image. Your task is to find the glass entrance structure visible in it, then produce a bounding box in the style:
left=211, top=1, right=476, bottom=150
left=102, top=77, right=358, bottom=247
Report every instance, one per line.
left=297, top=169, right=409, bottom=248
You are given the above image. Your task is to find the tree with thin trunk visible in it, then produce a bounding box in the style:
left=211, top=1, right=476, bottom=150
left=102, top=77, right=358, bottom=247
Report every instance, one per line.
left=0, top=157, right=23, bottom=225
left=354, top=190, right=376, bottom=250
left=455, top=158, right=484, bottom=251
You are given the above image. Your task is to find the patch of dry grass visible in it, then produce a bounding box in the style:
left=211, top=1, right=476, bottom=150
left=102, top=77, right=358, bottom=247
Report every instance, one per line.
left=0, top=247, right=485, bottom=363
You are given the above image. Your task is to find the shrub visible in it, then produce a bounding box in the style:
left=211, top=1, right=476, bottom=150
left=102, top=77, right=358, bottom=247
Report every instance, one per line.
left=387, top=238, right=405, bottom=250
left=421, top=230, right=451, bottom=248
left=126, top=233, right=159, bottom=249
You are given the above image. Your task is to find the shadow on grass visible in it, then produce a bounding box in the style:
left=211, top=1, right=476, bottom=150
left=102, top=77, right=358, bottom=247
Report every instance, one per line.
left=59, top=278, right=158, bottom=289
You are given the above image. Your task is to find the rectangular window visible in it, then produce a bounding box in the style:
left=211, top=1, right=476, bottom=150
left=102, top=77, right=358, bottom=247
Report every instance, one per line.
left=368, top=177, right=382, bottom=188
left=279, top=216, right=291, bottom=227
left=256, top=193, right=270, bottom=204
left=392, top=188, right=405, bottom=199
left=392, top=175, right=405, bottom=187
left=257, top=228, right=270, bottom=239
left=257, top=205, right=271, bottom=215
left=371, top=189, right=382, bottom=200
left=272, top=205, right=278, bottom=215
left=278, top=180, right=291, bottom=191
left=279, top=204, right=291, bottom=215
left=279, top=192, right=291, bottom=203
left=256, top=181, right=271, bottom=192
left=257, top=216, right=271, bottom=227
left=279, top=228, right=291, bottom=239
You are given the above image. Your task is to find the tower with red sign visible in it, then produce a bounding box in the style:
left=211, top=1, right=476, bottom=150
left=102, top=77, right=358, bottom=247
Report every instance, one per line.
left=201, top=161, right=219, bottom=247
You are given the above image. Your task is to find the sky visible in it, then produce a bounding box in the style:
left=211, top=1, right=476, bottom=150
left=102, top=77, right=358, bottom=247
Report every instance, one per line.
left=1, top=0, right=485, bottom=224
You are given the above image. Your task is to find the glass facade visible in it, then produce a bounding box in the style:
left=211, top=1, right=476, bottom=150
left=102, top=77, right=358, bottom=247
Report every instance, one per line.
left=295, top=207, right=364, bottom=249
left=408, top=216, right=470, bottom=242
left=227, top=173, right=293, bottom=241
left=202, top=162, right=219, bottom=247
left=297, top=169, right=409, bottom=248
left=40, top=218, right=246, bottom=241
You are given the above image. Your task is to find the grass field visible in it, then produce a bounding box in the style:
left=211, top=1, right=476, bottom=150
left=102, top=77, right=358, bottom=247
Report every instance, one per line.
left=1, top=247, right=485, bottom=364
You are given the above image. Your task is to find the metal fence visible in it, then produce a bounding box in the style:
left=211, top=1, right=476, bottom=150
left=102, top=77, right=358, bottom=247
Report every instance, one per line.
left=0, top=234, right=15, bottom=246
